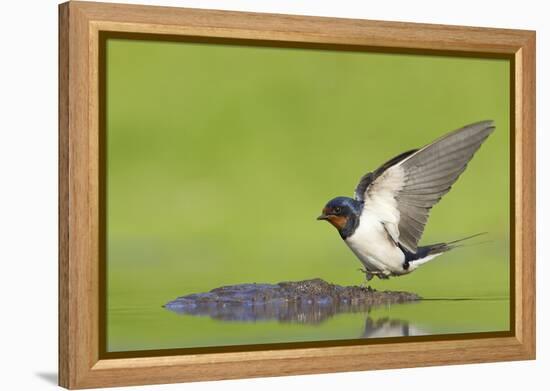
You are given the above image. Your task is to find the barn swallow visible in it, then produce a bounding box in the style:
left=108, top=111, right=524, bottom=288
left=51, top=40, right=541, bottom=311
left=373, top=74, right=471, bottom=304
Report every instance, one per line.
left=317, top=120, right=494, bottom=280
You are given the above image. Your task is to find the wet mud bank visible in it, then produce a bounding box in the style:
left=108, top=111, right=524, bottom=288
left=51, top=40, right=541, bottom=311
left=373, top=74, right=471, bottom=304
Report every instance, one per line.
left=164, top=278, right=420, bottom=324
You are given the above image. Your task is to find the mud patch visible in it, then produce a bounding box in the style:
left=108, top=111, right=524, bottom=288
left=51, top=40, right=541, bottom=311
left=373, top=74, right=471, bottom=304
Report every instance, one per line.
left=163, top=278, right=420, bottom=324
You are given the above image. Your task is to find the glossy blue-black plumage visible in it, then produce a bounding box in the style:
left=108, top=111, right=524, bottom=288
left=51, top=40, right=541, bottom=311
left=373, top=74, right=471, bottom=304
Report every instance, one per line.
left=324, top=197, right=363, bottom=215
left=323, top=197, right=363, bottom=239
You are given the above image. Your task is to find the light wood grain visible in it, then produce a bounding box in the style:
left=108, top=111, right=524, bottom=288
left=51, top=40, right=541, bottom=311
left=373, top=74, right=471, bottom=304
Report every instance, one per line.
left=58, top=3, right=70, bottom=387
left=59, top=1, right=536, bottom=389
left=515, top=34, right=536, bottom=353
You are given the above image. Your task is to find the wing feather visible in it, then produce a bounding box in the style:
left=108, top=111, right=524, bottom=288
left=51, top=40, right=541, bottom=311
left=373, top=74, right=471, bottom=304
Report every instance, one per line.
left=355, top=120, right=495, bottom=252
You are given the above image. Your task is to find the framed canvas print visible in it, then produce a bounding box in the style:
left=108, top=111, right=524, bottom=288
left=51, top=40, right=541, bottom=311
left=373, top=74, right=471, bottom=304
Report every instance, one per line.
left=58, top=1, right=536, bottom=389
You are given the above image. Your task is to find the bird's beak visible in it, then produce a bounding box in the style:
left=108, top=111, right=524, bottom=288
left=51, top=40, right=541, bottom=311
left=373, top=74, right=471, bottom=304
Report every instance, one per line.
left=317, top=214, right=329, bottom=221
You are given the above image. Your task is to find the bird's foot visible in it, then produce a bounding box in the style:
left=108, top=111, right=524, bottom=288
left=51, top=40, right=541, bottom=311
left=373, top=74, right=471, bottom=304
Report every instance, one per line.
left=358, top=268, right=391, bottom=281
left=357, top=268, right=374, bottom=281
left=360, top=282, right=375, bottom=291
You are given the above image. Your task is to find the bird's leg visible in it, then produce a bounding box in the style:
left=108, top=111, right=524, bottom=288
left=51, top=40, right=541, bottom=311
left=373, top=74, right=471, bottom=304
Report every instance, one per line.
left=358, top=269, right=391, bottom=281
left=357, top=268, right=375, bottom=290
left=375, top=272, right=391, bottom=280
left=357, top=268, right=374, bottom=281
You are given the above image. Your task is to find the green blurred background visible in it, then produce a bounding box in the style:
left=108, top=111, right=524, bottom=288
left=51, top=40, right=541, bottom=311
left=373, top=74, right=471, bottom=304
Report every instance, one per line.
left=106, top=39, right=510, bottom=352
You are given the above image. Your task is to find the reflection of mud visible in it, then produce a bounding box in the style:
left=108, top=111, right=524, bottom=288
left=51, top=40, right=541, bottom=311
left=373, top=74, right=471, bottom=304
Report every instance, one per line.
left=362, top=317, right=428, bottom=338
left=166, top=296, right=377, bottom=324
left=163, top=279, right=421, bottom=328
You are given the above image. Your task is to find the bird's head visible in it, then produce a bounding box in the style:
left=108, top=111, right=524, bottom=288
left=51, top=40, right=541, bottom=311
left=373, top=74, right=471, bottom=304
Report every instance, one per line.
left=317, top=196, right=362, bottom=236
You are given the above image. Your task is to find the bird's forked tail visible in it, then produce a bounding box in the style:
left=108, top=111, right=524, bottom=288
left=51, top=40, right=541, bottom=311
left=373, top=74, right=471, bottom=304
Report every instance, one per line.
left=402, top=233, right=488, bottom=271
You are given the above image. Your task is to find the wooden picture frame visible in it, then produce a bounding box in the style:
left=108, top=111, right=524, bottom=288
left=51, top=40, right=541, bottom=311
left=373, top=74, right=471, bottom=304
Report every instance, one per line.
left=59, top=1, right=536, bottom=389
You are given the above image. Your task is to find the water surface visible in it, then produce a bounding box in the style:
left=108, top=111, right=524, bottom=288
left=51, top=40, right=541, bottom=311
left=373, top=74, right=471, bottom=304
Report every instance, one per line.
left=108, top=295, right=509, bottom=352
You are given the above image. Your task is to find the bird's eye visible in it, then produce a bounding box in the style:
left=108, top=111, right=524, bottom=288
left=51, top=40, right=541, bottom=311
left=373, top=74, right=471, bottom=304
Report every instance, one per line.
left=334, top=207, right=341, bottom=214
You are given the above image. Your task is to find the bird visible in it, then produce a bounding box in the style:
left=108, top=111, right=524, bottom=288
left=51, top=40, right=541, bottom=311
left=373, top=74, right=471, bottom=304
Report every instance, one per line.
left=317, top=120, right=495, bottom=281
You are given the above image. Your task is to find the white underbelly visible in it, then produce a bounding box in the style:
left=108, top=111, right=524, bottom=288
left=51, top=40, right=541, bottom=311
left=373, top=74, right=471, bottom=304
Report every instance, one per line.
left=344, top=215, right=406, bottom=275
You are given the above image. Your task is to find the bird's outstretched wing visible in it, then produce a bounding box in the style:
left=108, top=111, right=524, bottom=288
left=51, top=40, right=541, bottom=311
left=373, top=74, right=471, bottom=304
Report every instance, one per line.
left=354, top=120, right=495, bottom=253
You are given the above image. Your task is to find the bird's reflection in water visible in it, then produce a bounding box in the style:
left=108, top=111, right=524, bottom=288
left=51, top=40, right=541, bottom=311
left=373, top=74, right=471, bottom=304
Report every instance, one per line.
left=165, top=296, right=427, bottom=339
left=362, top=317, right=427, bottom=338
